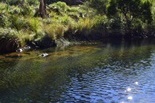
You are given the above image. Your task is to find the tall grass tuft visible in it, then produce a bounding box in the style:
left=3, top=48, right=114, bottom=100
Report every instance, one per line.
left=26, top=17, right=43, bottom=33
left=44, top=23, right=66, bottom=40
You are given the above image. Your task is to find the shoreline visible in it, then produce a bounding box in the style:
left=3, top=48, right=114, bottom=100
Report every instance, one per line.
left=1, top=34, right=155, bottom=54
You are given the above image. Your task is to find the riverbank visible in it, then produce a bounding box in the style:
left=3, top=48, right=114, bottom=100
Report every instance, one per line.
left=0, top=1, right=155, bottom=54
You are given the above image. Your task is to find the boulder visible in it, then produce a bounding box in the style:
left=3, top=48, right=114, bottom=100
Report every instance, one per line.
left=0, top=37, right=21, bottom=54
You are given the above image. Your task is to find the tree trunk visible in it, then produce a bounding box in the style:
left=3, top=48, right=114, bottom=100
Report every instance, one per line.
left=39, top=0, right=47, bottom=18
left=20, top=0, right=26, bottom=6
left=21, top=0, right=25, bottom=4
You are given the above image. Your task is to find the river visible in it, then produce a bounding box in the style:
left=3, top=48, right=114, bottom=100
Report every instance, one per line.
left=0, top=40, right=155, bottom=103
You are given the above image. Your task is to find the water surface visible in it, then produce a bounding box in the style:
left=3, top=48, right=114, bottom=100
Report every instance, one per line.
left=0, top=40, right=155, bottom=103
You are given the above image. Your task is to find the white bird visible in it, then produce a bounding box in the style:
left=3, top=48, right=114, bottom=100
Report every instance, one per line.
left=16, top=48, right=23, bottom=52
left=40, top=53, right=49, bottom=57
left=16, top=46, right=31, bottom=53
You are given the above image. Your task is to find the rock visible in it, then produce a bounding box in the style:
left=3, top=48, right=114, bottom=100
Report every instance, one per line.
left=0, top=37, right=21, bottom=54
left=26, top=35, right=56, bottom=49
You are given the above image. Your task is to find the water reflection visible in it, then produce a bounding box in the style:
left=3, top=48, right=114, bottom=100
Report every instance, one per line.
left=0, top=40, right=155, bottom=103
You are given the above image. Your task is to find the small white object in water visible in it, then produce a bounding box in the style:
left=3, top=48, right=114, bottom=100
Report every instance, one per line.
left=134, top=82, right=139, bottom=85
left=16, top=48, right=23, bottom=52
left=126, top=87, right=132, bottom=92
left=40, top=53, right=49, bottom=57
left=127, top=96, right=133, bottom=100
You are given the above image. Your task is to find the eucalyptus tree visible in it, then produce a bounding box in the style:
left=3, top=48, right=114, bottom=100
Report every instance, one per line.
left=107, top=0, right=152, bottom=35
left=39, top=0, right=47, bottom=18
left=89, top=0, right=109, bottom=14
left=108, top=0, right=152, bottom=22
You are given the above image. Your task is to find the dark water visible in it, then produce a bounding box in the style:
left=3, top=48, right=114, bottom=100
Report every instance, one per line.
left=1, top=40, right=155, bottom=103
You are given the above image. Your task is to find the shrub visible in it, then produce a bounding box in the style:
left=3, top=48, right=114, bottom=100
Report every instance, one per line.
left=9, top=6, right=21, bottom=15
left=1, top=0, right=39, bottom=5
left=49, top=1, right=70, bottom=13
left=26, top=0, right=39, bottom=5
left=0, top=3, right=8, bottom=11
left=89, top=0, right=109, bottom=14
left=0, top=14, right=11, bottom=28
left=44, top=23, right=65, bottom=40
left=9, top=15, right=27, bottom=30
left=26, top=17, right=43, bottom=33
left=8, top=4, right=35, bottom=16
left=76, top=18, right=95, bottom=31
left=20, top=5, right=36, bottom=16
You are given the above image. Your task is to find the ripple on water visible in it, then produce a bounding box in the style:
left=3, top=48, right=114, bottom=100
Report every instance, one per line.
left=60, top=68, right=128, bottom=102
left=59, top=57, right=155, bottom=103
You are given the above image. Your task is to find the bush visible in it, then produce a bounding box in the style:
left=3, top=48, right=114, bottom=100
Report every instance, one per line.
left=26, top=0, right=39, bottom=5
left=49, top=1, right=70, bottom=13
left=0, top=14, right=11, bottom=28
left=8, top=4, right=35, bottom=16
left=0, top=0, right=39, bottom=5
left=44, top=23, right=65, bottom=40
left=26, top=17, right=43, bottom=33
left=9, top=15, right=27, bottom=30
left=89, top=0, right=109, bottom=14
left=20, top=5, right=36, bottom=16
left=0, top=3, right=8, bottom=11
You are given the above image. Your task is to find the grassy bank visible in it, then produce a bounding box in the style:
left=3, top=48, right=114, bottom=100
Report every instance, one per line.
left=0, top=1, right=99, bottom=53
left=0, top=1, right=155, bottom=53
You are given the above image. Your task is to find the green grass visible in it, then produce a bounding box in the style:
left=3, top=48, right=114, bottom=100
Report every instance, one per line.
left=1, top=0, right=155, bottom=53
left=0, top=1, right=98, bottom=47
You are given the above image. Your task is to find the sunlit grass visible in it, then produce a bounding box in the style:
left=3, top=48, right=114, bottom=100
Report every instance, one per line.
left=0, top=1, right=98, bottom=50
left=44, top=23, right=66, bottom=40
left=1, top=0, right=154, bottom=52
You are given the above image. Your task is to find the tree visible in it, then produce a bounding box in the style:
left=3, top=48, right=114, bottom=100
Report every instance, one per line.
left=107, top=0, right=152, bottom=35
left=89, top=0, right=109, bottom=14
left=39, top=0, right=47, bottom=18
left=108, top=0, right=152, bottom=22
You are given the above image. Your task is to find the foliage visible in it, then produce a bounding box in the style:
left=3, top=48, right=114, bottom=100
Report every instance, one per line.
left=49, top=1, right=70, bottom=12
left=1, top=0, right=155, bottom=53
left=44, top=23, right=65, bottom=39
left=108, top=0, right=152, bottom=23
left=26, top=17, right=43, bottom=33
left=105, top=0, right=152, bottom=36
left=89, top=0, right=109, bottom=14
left=0, top=0, right=39, bottom=5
